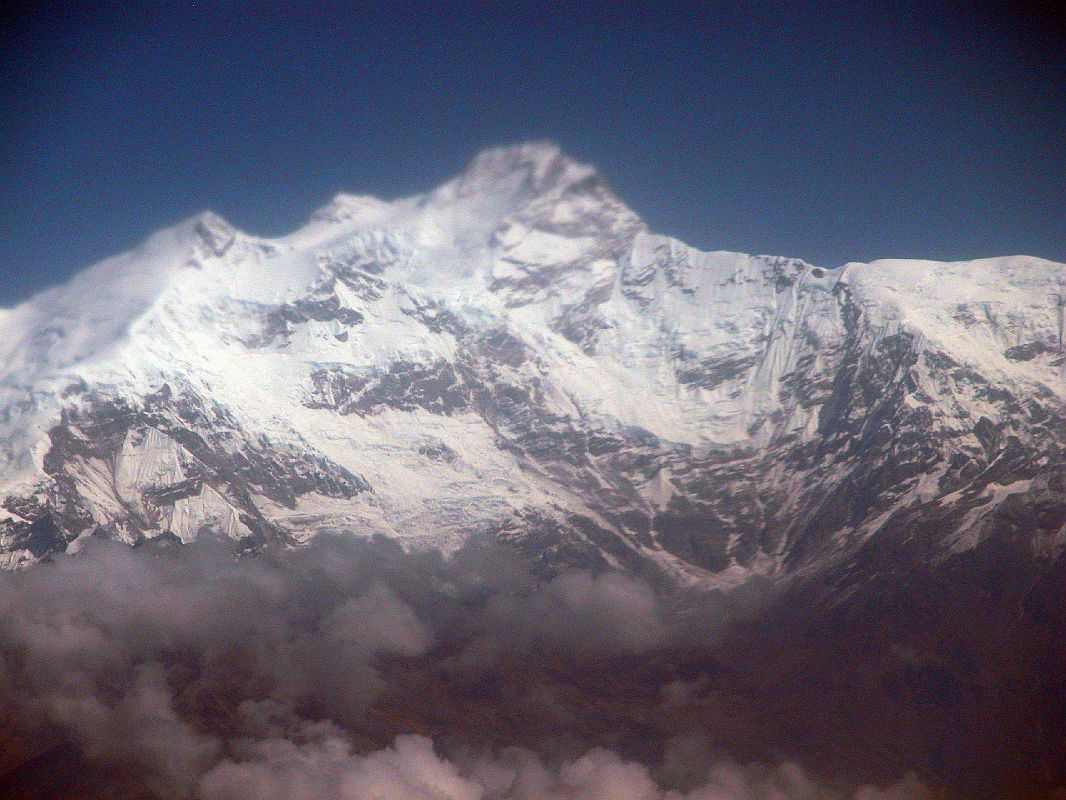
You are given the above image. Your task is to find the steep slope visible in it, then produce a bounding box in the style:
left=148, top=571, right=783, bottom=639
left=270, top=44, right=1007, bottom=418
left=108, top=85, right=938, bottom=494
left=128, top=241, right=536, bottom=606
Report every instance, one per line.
left=0, top=142, right=1063, bottom=596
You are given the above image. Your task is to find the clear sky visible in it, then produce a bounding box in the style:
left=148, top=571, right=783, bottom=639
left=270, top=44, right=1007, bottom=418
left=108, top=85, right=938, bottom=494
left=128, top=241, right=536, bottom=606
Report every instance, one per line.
left=1, top=1, right=1063, bottom=304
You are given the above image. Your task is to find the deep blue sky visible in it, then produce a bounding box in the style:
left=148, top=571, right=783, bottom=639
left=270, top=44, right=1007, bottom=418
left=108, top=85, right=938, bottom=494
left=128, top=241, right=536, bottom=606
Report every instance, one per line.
left=1, top=1, right=1063, bottom=304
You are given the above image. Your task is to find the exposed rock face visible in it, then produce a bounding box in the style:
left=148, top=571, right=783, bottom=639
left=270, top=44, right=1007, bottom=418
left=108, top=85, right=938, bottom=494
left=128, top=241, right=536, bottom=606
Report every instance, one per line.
left=0, top=142, right=1062, bottom=600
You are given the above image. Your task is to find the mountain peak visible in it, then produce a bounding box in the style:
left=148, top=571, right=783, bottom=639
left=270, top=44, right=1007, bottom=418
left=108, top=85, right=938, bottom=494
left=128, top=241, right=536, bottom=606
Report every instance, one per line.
left=464, top=140, right=566, bottom=179
left=434, top=141, right=600, bottom=204
left=190, top=210, right=237, bottom=257
left=301, top=143, right=616, bottom=239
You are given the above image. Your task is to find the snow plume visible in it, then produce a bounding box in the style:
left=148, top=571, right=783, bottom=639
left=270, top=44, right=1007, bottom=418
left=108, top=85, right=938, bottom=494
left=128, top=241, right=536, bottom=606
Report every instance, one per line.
left=0, top=535, right=930, bottom=799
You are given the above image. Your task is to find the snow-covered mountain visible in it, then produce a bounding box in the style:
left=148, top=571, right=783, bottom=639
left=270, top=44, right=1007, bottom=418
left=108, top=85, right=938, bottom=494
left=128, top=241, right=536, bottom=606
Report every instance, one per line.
left=1, top=142, right=1064, bottom=594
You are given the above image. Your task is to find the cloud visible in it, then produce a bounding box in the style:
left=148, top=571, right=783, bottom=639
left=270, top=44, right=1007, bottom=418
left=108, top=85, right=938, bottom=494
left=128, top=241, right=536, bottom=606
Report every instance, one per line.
left=322, top=583, right=433, bottom=657
left=199, top=730, right=931, bottom=800
left=199, top=733, right=482, bottom=800
left=0, top=534, right=933, bottom=799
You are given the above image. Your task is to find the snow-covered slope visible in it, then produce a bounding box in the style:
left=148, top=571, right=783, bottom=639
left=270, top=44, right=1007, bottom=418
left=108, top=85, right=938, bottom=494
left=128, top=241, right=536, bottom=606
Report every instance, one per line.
left=1, top=142, right=1064, bottom=589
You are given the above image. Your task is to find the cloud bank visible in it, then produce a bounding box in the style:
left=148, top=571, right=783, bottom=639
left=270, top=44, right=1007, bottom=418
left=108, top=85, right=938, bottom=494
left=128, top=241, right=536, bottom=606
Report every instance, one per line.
left=200, top=729, right=932, bottom=800
left=0, top=535, right=931, bottom=799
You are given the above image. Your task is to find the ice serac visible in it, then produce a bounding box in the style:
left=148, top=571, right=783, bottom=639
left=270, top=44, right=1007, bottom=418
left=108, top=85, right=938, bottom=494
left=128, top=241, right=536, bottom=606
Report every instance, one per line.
left=0, top=142, right=1064, bottom=596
